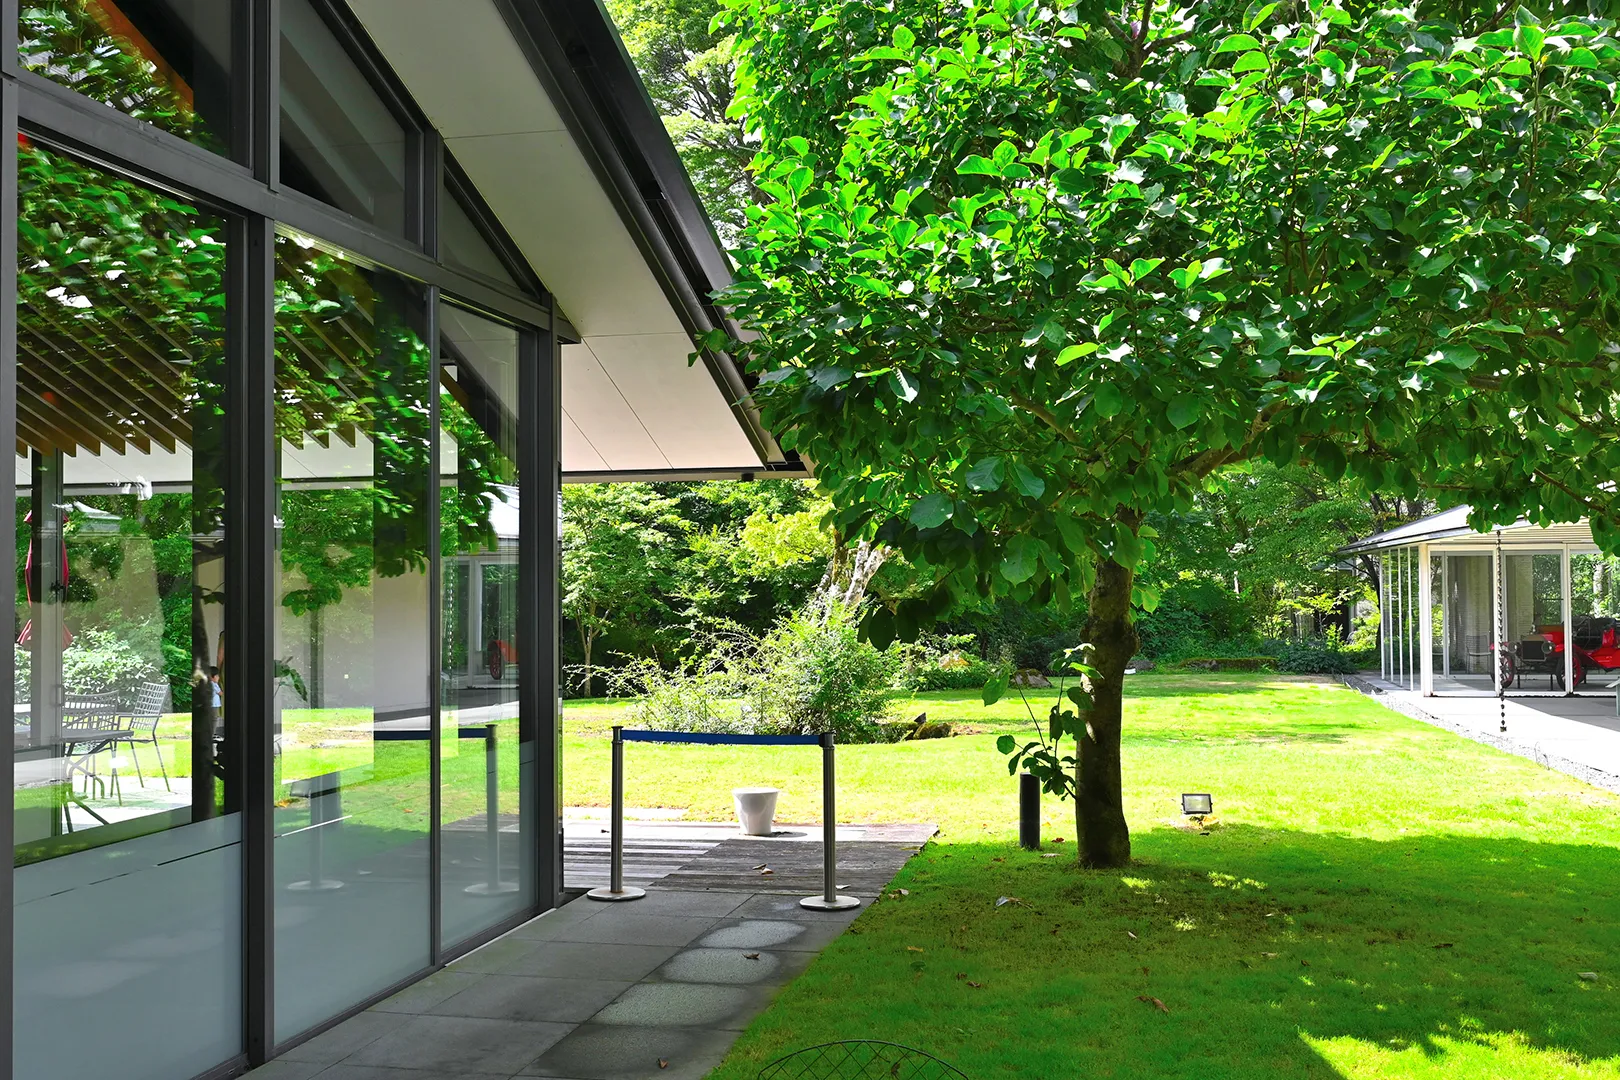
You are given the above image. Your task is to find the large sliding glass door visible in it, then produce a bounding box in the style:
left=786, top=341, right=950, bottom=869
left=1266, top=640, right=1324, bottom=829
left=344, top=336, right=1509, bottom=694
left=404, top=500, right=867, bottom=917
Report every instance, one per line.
left=271, top=234, right=435, bottom=1040
left=12, top=142, right=242, bottom=1080
left=437, top=303, right=530, bottom=948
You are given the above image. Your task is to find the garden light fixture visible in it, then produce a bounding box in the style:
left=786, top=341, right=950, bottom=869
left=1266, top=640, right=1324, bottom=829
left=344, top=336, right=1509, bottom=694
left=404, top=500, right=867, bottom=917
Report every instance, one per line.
left=1181, top=793, right=1213, bottom=823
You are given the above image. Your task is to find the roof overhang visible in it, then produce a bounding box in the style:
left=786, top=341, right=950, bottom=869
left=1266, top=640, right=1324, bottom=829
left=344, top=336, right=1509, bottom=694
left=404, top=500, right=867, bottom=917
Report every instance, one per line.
left=1338, top=505, right=1597, bottom=556
left=344, top=0, right=804, bottom=482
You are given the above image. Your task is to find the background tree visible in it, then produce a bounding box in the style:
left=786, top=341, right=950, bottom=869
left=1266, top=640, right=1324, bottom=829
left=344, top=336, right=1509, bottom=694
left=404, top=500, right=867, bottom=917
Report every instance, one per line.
left=711, top=0, right=1620, bottom=867
left=608, top=0, right=757, bottom=243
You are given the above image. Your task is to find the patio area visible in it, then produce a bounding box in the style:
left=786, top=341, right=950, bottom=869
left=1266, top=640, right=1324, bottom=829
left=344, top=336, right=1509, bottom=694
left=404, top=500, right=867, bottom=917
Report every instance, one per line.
left=1348, top=673, right=1620, bottom=792
left=245, top=821, right=935, bottom=1080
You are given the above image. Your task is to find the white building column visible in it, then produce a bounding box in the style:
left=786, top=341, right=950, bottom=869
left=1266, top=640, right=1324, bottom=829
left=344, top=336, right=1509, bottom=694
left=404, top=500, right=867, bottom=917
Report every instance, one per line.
left=1491, top=543, right=1503, bottom=693
left=1380, top=552, right=1389, bottom=681
left=1419, top=544, right=1434, bottom=695
left=1440, top=554, right=1451, bottom=681
left=1562, top=545, right=1575, bottom=694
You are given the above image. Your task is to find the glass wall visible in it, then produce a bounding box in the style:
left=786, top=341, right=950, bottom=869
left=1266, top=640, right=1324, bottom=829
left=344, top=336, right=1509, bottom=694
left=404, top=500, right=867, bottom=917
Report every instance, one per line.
left=438, top=303, right=530, bottom=947
left=280, top=0, right=410, bottom=234
left=18, top=0, right=240, bottom=159
left=1569, top=553, right=1620, bottom=691
left=12, top=142, right=241, bottom=1080
left=272, top=233, right=433, bottom=1040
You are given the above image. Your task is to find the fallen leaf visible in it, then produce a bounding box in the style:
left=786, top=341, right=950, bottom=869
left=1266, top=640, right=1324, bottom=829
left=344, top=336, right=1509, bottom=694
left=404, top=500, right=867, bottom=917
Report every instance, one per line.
left=1261, top=952, right=1279, bottom=959
left=744, top=953, right=760, bottom=961
left=1040, top=852, right=1059, bottom=858
left=966, top=981, right=984, bottom=988
left=1433, top=942, right=1454, bottom=950
left=1127, top=931, right=1137, bottom=939
left=658, top=1060, right=669, bottom=1069
left=955, top=972, right=967, bottom=980
left=907, top=946, right=925, bottom=953
left=1141, top=967, right=1150, bottom=977
left=896, top=888, right=910, bottom=896
left=1138, top=995, right=1170, bottom=1014
left=995, top=896, right=1019, bottom=908
left=1300, top=960, right=1311, bottom=967
left=1579, top=971, right=1600, bottom=981
left=759, top=869, right=774, bottom=876
left=1053, top=837, right=1066, bottom=843
left=992, top=857, right=1005, bottom=863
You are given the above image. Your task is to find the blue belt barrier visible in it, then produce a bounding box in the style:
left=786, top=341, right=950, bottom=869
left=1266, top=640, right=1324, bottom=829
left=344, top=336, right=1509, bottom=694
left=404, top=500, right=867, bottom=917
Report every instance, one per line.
left=620, top=730, right=820, bottom=746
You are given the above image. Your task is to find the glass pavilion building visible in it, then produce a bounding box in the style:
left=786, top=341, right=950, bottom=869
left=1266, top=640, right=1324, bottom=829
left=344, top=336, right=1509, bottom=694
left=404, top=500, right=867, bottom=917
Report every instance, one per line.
left=0, top=2, right=798, bottom=1076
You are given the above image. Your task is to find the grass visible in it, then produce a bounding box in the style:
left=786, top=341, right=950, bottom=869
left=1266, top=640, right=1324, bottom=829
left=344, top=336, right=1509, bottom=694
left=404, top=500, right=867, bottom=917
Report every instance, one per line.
left=630, top=672, right=1620, bottom=1080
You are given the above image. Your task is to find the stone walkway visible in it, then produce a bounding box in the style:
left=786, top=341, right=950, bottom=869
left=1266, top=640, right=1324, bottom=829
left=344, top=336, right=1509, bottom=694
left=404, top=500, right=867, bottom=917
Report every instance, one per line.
left=246, top=827, right=933, bottom=1080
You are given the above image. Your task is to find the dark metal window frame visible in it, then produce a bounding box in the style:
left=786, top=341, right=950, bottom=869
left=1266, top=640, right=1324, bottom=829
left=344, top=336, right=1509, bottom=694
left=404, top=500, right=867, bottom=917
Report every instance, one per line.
left=1, top=0, right=561, bottom=1073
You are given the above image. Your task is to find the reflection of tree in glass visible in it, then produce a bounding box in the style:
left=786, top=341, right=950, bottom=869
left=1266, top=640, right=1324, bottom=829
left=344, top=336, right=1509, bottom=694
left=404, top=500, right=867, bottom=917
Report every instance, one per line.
left=18, top=0, right=226, bottom=154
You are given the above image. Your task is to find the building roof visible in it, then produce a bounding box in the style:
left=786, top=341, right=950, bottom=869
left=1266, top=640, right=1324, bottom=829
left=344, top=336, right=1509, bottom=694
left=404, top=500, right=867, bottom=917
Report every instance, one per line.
left=347, top=0, right=804, bottom=482
left=1339, top=505, right=1595, bottom=554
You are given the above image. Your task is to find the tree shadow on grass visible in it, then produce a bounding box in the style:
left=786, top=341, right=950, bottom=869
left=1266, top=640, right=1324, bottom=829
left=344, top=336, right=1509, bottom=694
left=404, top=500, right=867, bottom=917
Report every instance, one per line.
left=710, top=826, right=1620, bottom=1080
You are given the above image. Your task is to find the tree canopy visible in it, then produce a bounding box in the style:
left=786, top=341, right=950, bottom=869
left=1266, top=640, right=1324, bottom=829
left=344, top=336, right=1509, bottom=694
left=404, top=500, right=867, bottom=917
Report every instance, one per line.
left=710, top=0, right=1620, bottom=864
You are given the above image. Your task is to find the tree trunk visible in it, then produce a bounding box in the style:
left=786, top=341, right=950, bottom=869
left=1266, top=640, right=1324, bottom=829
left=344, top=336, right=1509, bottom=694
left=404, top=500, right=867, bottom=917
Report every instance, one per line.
left=1077, top=557, right=1136, bottom=869
left=580, top=625, right=594, bottom=699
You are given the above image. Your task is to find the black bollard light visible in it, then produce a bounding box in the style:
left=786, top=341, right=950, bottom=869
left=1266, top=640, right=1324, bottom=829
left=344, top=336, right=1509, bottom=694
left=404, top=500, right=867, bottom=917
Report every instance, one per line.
left=1019, top=772, right=1040, bottom=850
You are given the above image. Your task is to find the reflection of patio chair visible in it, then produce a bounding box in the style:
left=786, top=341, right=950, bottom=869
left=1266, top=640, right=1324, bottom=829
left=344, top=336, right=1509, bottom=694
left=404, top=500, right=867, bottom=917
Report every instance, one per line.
left=758, top=1041, right=969, bottom=1079
left=62, top=691, right=123, bottom=802
left=118, top=680, right=171, bottom=792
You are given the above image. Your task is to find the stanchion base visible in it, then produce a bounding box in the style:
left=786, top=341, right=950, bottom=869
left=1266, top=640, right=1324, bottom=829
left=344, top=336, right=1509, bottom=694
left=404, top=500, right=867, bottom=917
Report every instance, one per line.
left=800, top=894, right=861, bottom=911
left=287, top=879, right=344, bottom=892
left=587, top=886, right=646, bottom=902
left=464, top=881, right=520, bottom=896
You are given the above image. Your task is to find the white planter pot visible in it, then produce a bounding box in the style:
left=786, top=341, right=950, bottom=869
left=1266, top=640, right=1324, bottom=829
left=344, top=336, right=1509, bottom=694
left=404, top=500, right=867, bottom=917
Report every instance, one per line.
left=732, top=787, right=780, bottom=836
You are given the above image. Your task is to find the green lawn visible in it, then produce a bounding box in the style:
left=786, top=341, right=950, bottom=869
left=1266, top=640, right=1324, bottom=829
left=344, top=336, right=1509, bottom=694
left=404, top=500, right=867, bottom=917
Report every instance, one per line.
left=619, top=673, right=1620, bottom=1080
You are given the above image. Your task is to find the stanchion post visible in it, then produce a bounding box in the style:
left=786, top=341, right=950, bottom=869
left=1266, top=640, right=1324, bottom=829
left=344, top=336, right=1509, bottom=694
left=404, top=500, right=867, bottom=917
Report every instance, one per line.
left=465, top=722, right=518, bottom=896
left=801, top=733, right=861, bottom=911
left=588, top=725, right=644, bottom=901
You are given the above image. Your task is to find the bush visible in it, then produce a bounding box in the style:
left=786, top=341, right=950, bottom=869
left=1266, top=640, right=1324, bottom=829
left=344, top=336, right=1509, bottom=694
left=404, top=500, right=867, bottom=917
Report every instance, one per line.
left=61, top=627, right=163, bottom=704
left=1276, top=635, right=1374, bottom=675
left=896, top=633, right=992, bottom=691
left=1175, top=656, right=1275, bottom=672
left=749, top=605, right=899, bottom=743
left=13, top=644, right=29, bottom=704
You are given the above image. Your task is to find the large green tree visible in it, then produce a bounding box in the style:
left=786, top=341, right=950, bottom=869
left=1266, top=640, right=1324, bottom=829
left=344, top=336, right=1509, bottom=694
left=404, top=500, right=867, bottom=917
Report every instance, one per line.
left=711, top=0, right=1620, bottom=866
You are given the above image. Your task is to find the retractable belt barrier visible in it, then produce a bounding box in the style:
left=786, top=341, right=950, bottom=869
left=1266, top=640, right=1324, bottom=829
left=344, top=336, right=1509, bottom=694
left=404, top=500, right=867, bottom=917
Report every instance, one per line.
left=587, top=726, right=862, bottom=911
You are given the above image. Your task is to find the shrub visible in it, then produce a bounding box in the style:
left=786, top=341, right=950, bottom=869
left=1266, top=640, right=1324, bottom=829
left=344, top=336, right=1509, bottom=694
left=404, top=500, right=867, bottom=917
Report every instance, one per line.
left=1175, top=656, right=1276, bottom=672
left=61, top=627, right=162, bottom=704
left=896, top=633, right=992, bottom=691
left=1276, top=634, right=1373, bottom=675
left=13, top=644, right=29, bottom=703
left=749, top=605, right=899, bottom=743
left=609, top=657, right=755, bottom=735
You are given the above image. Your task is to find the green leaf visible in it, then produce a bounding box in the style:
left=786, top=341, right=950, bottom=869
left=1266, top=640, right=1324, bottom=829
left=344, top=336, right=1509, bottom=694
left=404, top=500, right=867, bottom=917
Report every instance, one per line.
left=996, top=733, right=1017, bottom=754
left=1112, top=528, right=1143, bottom=569
left=1129, top=257, right=1164, bottom=282
left=893, top=24, right=915, bottom=50
left=965, top=456, right=1006, bottom=492
left=1314, top=442, right=1347, bottom=481
left=1363, top=206, right=1393, bottom=230
left=1244, top=2, right=1279, bottom=31
left=983, top=670, right=1010, bottom=706
left=1095, top=382, right=1126, bottom=418
left=1056, top=342, right=1099, bottom=365
left=1216, top=33, right=1263, bottom=53
left=910, top=493, right=953, bottom=529
left=1232, top=51, right=1270, bottom=73
left=957, top=155, right=999, bottom=176
left=1010, top=461, right=1046, bottom=499
left=864, top=607, right=896, bottom=651
left=1167, top=396, right=1201, bottom=429
left=1513, top=23, right=1545, bottom=61
left=1428, top=343, right=1480, bottom=369
left=1000, top=536, right=1040, bottom=584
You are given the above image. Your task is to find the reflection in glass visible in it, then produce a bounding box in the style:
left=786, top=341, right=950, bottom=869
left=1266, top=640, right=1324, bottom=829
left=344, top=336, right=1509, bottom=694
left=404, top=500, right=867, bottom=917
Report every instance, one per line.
left=1570, top=553, right=1620, bottom=691
left=280, top=0, right=409, bottom=233
left=18, top=0, right=238, bottom=158
left=13, top=142, right=240, bottom=1080
left=1439, top=553, right=1495, bottom=690
left=438, top=304, right=530, bottom=946
left=440, top=177, right=519, bottom=288
left=1502, top=552, right=1566, bottom=690
left=272, top=233, right=433, bottom=1040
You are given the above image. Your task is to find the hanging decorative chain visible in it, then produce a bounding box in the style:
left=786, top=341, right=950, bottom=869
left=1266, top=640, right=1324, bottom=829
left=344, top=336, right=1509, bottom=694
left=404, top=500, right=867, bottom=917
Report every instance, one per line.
left=756, top=1041, right=971, bottom=1080
left=1497, top=532, right=1507, bottom=733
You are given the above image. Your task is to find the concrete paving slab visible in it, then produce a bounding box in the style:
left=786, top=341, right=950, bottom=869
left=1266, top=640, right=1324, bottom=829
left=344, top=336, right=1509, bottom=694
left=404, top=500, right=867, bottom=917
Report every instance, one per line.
left=699, top=918, right=851, bottom=953
left=650, top=947, right=811, bottom=987
left=367, top=969, right=485, bottom=1014
left=431, top=974, right=636, bottom=1024
left=276, top=1010, right=413, bottom=1064
left=518, top=1022, right=738, bottom=1079
left=546, top=913, right=717, bottom=948
left=240, top=1061, right=327, bottom=1080
left=450, top=935, right=550, bottom=975
left=592, top=982, right=764, bottom=1031
left=344, top=1014, right=573, bottom=1074
left=497, top=941, right=681, bottom=982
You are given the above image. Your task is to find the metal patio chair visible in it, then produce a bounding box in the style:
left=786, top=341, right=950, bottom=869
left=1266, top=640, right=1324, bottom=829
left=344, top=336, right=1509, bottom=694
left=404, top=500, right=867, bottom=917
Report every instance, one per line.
left=118, top=679, right=172, bottom=792
left=757, top=1041, right=970, bottom=1080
